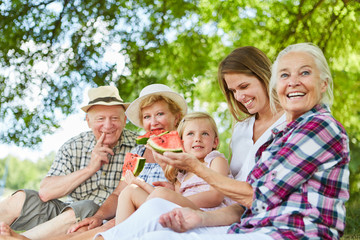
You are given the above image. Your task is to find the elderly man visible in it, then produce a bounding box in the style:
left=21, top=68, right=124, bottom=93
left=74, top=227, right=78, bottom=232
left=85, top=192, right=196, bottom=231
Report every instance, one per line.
left=0, top=86, right=137, bottom=239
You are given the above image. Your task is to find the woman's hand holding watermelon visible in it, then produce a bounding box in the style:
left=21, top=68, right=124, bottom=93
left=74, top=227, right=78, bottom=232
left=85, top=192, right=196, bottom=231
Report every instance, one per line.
left=153, top=150, right=203, bottom=174
left=145, top=144, right=199, bottom=173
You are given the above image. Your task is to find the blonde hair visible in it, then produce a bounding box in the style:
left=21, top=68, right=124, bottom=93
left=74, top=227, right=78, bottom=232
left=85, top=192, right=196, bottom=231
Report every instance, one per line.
left=139, top=95, right=184, bottom=127
left=164, top=112, right=219, bottom=183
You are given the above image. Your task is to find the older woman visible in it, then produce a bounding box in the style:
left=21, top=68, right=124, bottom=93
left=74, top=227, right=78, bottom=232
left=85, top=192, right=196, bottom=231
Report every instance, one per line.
left=91, top=43, right=349, bottom=240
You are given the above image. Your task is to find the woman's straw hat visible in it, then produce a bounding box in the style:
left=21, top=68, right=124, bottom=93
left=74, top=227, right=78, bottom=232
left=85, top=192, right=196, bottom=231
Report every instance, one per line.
left=125, top=84, right=187, bottom=128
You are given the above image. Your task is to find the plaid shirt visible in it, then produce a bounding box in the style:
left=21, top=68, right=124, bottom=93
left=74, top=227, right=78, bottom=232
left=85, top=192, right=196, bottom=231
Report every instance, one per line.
left=47, top=129, right=137, bottom=205
left=131, top=145, right=167, bottom=184
left=228, top=104, right=350, bottom=240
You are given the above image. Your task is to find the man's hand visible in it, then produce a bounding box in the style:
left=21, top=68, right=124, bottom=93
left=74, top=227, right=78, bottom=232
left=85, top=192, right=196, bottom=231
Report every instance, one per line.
left=159, top=207, right=205, bottom=233
left=88, top=132, right=114, bottom=172
left=67, top=215, right=104, bottom=233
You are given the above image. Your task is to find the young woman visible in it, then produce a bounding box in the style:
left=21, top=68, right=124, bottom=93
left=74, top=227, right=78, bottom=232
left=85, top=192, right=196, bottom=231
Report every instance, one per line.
left=217, top=46, right=285, bottom=181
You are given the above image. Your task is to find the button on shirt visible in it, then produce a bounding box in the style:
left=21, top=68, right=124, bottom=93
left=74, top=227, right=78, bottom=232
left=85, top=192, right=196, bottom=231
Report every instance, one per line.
left=228, top=104, right=350, bottom=240
left=47, top=129, right=138, bottom=205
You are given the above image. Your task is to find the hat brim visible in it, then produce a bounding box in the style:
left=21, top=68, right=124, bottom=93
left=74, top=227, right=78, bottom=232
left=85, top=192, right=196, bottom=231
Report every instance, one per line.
left=81, top=102, right=130, bottom=113
left=125, top=91, right=187, bottom=128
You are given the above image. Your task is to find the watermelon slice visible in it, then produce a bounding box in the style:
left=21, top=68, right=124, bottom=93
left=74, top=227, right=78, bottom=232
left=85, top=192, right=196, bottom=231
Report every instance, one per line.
left=121, top=152, right=146, bottom=180
left=147, top=131, right=183, bottom=154
left=136, top=129, right=168, bottom=144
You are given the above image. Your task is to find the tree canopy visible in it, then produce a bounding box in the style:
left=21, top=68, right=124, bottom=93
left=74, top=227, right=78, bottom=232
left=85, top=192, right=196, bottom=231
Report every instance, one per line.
left=1, top=1, right=359, bottom=172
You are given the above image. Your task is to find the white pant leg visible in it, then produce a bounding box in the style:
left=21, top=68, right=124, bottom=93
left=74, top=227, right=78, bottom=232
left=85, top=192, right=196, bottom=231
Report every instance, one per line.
left=136, top=231, right=274, bottom=240
left=96, top=198, right=180, bottom=240
left=96, top=198, right=273, bottom=240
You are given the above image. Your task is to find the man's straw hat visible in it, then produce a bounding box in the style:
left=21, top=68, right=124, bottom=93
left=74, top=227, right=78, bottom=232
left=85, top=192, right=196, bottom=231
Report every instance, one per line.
left=81, top=86, right=130, bottom=112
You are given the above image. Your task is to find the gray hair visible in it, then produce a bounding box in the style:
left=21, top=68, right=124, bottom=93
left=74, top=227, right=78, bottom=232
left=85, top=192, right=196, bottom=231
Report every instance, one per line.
left=269, top=43, right=333, bottom=112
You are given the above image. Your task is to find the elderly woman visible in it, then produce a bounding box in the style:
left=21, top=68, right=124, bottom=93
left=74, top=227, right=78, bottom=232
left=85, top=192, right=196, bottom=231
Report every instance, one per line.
left=88, top=42, right=350, bottom=240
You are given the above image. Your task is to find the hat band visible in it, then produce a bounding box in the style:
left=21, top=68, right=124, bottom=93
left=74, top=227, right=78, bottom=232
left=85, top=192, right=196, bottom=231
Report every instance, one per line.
left=88, top=97, right=123, bottom=105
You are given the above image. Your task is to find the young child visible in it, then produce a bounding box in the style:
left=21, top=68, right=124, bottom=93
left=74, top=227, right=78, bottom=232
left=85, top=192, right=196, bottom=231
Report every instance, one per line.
left=115, top=112, right=234, bottom=225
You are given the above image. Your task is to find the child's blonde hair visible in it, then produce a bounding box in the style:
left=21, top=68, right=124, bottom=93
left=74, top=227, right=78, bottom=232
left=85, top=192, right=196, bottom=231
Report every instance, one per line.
left=164, top=112, right=219, bottom=183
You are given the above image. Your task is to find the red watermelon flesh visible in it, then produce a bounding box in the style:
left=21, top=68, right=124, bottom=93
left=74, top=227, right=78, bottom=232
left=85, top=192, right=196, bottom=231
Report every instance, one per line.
left=148, top=131, right=183, bottom=154
left=136, top=129, right=168, bottom=144
left=121, top=152, right=146, bottom=180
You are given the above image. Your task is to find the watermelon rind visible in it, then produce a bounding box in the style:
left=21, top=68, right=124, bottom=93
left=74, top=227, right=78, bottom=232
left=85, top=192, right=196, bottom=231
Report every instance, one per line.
left=147, top=131, right=183, bottom=154
left=121, top=153, right=146, bottom=180
left=136, top=130, right=169, bottom=145
left=136, top=137, right=149, bottom=145
left=157, top=131, right=169, bottom=137
left=150, top=146, right=183, bottom=154
left=133, top=158, right=146, bottom=176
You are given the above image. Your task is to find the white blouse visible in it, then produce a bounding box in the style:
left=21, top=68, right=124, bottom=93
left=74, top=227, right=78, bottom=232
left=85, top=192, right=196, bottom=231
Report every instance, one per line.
left=230, top=114, right=286, bottom=181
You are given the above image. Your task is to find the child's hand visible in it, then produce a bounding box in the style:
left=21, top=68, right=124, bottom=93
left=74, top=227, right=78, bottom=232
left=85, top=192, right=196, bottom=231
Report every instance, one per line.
left=124, top=170, right=136, bottom=185
left=124, top=170, right=145, bottom=186
left=153, top=181, right=175, bottom=190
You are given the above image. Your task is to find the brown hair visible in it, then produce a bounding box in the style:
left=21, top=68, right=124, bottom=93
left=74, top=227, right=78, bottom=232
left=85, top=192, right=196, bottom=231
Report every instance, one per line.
left=218, top=46, right=279, bottom=121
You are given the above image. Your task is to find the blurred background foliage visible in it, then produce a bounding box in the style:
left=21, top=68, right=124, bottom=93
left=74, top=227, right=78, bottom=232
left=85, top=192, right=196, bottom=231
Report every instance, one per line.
left=0, top=0, right=359, bottom=222
left=0, top=153, right=53, bottom=190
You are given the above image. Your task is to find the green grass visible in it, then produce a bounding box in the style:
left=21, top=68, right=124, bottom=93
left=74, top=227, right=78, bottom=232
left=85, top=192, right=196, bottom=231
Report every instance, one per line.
left=343, top=199, right=360, bottom=239
left=343, top=236, right=360, bottom=240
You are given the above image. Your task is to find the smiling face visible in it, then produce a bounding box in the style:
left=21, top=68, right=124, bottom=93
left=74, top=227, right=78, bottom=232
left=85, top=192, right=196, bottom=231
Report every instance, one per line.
left=141, top=100, right=180, bottom=133
left=86, top=105, right=127, bottom=148
left=276, top=51, right=328, bottom=122
left=181, top=118, right=219, bottom=161
left=224, top=73, right=270, bottom=116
